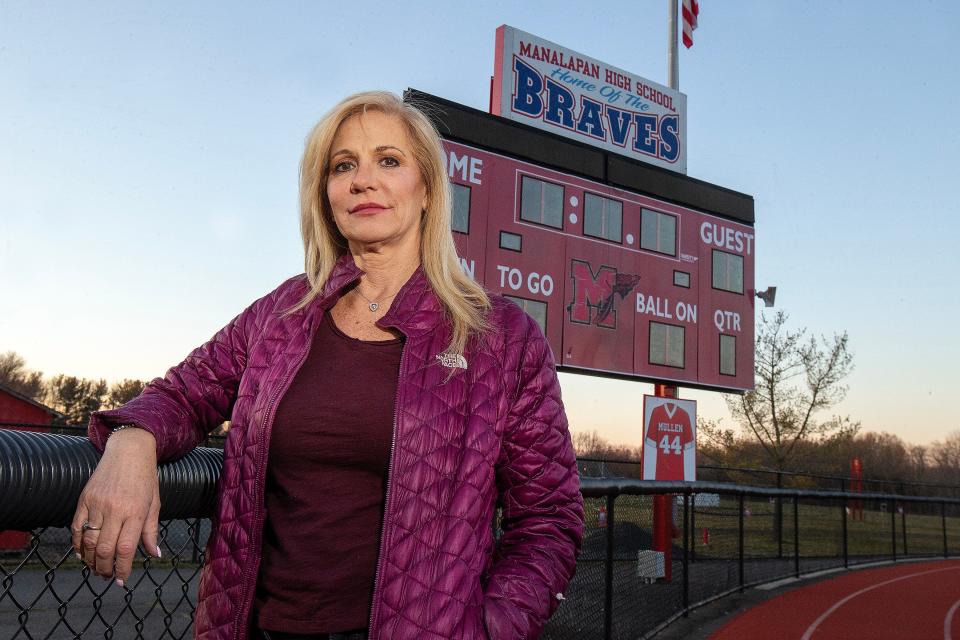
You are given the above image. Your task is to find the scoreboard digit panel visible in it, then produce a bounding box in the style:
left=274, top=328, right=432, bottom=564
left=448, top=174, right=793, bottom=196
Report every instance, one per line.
left=480, top=166, right=566, bottom=352
left=449, top=160, right=489, bottom=270
left=444, top=139, right=755, bottom=392
left=697, top=220, right=756, bottom=385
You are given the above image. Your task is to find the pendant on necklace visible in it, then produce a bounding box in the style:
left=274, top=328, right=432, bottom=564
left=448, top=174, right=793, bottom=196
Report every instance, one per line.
left=369, top=302, right=379, bottom=312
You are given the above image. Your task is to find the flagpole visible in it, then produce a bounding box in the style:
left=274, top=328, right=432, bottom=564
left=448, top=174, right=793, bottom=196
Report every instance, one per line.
left=668, top=0, right=679, bottom=89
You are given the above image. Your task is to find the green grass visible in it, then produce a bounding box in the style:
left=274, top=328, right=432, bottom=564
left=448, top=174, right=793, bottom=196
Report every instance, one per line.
left=583, top=494, right=959, bottom=559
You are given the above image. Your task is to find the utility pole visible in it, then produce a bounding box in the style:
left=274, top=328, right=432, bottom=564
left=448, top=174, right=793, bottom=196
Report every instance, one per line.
left=668, top=0, right=679, bottom=89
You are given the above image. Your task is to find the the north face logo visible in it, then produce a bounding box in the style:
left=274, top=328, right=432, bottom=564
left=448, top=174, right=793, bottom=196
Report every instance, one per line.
left=436, top=352, right=468, bottom=369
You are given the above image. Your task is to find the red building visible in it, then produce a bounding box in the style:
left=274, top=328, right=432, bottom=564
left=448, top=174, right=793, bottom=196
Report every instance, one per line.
left=0, top=383, right=62, bottom=550
left=0, top=382, right=61, bottom=430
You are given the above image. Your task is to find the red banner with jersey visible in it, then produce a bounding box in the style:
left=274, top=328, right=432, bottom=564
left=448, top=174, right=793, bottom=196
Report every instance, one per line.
left=642, top=396, right=697, bottom=481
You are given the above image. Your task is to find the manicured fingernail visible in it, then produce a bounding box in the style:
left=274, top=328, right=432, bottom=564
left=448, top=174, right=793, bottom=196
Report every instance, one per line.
left=75, top=553, right=82, bottom=561
left=115, top=578, right=124, bottom=588
left=155, top=546, right=162, bottom=558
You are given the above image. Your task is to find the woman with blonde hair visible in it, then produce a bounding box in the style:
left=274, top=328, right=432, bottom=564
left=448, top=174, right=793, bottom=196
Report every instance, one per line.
left=73, top=91, right=583, bottom=640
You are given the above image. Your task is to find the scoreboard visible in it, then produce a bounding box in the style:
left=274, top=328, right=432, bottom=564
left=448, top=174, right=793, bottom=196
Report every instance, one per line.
left=409, top=90, right=756, bottom=393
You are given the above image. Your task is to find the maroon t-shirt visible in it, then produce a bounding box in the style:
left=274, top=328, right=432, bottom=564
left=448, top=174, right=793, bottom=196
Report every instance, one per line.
left=254, top=311, right=402, bottom=634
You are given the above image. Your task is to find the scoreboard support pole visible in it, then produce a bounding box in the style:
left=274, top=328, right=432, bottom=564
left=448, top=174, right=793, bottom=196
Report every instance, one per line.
left=652, top=383, right=678, bottom=581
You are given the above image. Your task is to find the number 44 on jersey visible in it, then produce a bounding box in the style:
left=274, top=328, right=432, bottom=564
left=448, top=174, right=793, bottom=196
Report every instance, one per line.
left=642, top=396, right=697, bottom=482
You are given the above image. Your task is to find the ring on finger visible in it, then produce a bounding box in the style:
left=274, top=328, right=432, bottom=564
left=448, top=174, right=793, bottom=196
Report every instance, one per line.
left=81, top=521, right=102, bottom=532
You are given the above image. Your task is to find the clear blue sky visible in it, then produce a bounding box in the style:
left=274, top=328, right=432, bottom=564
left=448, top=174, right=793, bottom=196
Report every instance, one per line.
left=1, top=2, right=957, bottom=447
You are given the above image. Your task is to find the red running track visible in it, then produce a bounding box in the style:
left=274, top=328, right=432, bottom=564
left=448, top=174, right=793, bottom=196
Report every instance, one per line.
left=710, top=560, right=960, bottom=640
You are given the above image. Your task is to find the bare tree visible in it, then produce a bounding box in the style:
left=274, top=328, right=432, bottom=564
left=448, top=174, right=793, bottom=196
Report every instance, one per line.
left=106, top=378, right=146, bottom=408
left=726, top=311, right=859, bottom=473
left=697, top=418, right=738, bottom=456
left=930, top=432, right=960, bottom=485
left=909, top=445, right=928, bottom=480
left=0, top=351, right=45, bottom=400
left=0, top=351, right=152, bottom=427
left=571, top=430, right=643, bottom=478
left=45, top=375, right=109, bottom=425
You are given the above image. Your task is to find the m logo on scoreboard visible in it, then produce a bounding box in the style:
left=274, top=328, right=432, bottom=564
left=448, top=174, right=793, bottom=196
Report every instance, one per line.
left=642, top=396, right=697, bottom=482
left=567, top=259, right=640, bottom=329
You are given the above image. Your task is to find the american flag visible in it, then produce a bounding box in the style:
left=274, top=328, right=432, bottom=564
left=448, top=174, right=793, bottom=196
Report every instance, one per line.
left=682, top=0, right=699, bottom=49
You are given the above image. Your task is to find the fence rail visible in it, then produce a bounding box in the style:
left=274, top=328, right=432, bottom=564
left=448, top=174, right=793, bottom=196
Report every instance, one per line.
left=4, top=429, right=960, bottom=639
left=577, top=455, right=960, bottom=498
left=9, top=424, right=957, bottom=497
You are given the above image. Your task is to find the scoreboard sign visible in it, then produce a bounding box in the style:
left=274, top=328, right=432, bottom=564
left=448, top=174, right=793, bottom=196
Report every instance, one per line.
left=642, top=396, right=697, bottom=481
left=442, top=138, right=755, bottom=392
left=492, top=25, right=688, bottom=174
left=405, top=88, right=755, bottom=393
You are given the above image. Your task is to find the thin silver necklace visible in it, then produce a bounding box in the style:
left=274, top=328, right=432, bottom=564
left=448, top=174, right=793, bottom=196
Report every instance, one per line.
left=353, top=286, right=399, bottom=312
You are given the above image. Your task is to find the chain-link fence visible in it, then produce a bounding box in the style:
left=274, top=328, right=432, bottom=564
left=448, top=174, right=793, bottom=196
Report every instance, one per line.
left=1, top=521, right=209, bottom=639
left=5, top=429, right=960, bottom=639
left=565, top=480, right=960, bottom=639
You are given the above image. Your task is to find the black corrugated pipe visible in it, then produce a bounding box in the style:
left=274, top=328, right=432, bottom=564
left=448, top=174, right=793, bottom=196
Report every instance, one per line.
left=0, top=429, right=222, bottom=530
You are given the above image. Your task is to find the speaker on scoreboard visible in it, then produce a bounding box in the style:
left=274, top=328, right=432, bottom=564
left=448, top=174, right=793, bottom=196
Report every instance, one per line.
left=756, top=286, right=777, bottom=308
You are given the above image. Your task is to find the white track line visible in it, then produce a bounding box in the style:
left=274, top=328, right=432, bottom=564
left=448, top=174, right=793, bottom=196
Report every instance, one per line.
left=758, top=558, right=936, bottom=591
left=944, top=597, right=960, bottom=640
left=801, top=565, right=960, bottom=640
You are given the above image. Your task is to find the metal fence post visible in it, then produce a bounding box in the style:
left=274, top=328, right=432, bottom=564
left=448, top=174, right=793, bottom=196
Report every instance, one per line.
left=682, top=493, right=690, bottom=616
left=690, top=494, right=697, bottom=564
left=605, top=493, right=615, bottom=640
left=890, top=499, right=897, bottom=562
left=901, top=501, right=908, bottom=557
left=738, top=493, right=745, bottom=591
left=841, top=495, right=848, bottom=568
left=943, top=501, right=949, bottom=558
left=776, top=471, right=783, bottom=559
left=794, top=495, right=800, bottom=578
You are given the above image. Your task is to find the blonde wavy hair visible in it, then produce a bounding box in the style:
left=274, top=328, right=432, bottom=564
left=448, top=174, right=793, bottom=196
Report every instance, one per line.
left=291, top=91, right=490, bottom=355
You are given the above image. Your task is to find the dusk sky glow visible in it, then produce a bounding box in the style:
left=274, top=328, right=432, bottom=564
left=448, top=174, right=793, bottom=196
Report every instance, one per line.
left=1, top=2, right=958, bottom=447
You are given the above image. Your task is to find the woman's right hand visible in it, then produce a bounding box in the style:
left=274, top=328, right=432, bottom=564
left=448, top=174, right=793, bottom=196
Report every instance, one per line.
left=71, top=427, right=162, bottom=587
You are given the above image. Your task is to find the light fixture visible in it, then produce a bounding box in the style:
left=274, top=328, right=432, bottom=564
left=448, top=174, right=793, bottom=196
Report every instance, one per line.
left=756, top=286, right=777, bottom=308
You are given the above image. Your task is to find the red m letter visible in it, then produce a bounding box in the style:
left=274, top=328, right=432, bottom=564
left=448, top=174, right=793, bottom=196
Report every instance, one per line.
left=567, top=260, right=617, bottom=328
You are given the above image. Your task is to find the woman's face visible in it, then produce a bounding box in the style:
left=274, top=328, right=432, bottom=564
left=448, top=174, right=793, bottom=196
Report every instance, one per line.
left=326, top=111, right=427, bottom=255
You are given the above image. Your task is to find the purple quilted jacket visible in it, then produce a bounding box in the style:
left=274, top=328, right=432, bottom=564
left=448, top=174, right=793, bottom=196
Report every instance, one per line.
left=89, top=256, right=584, bottom=639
